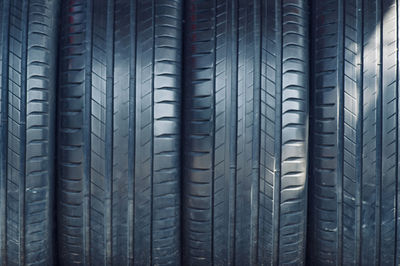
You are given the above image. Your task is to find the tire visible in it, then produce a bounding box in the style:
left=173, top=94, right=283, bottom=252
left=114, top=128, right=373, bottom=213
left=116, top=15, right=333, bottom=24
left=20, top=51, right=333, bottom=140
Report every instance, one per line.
left=57, top=0, right=182, bottom=264
left=309, top=0, right=400, bottom=264
left=0, top=0, right=59, bottom=264
left=182, top=0, right=309, bottom=264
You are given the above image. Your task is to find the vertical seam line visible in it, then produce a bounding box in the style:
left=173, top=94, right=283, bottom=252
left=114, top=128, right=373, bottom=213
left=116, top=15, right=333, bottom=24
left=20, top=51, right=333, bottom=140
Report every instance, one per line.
left=233, top=1, right=239, bottom=263
left=128, top=0, right=136, bottom=263
left=225, top=0, right=237, bottom=263
left=20, top=0, right=29, bottom=263
left=211, top=0, right=216, bottom=264
left=84, top=0, right=94, bottom=263
left=258, top=0, right=266, bottom=262
left=337, top=0, right=345, bottom=264
left=274, top=0, right=282, bottom=263
left=376, top=0, right=383, bottom=263
left=396, top=0, right=400, bottom=263
left=150, top=0, right=155, bottom=264
left=0, top=0, right=10, bottom=263
left=251, top=0, right=261, bottom=264
left=356, top=0, right=364, bottom=263
left=225, top=0, right=231, bottom=262
left=105, top=0, right=115, bottom=263
left=302, top=0, right=310, bottom=262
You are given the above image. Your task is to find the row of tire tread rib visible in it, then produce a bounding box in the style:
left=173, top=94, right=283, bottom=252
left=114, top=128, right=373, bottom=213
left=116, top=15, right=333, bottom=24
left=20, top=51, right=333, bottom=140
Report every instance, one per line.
left=58, top=0, right=181, bottom=265
left=183, top=0, right=308, bottom=265
left=0, top=0, right=58, bottom=265
left=309, top=0, right=400, bottom=265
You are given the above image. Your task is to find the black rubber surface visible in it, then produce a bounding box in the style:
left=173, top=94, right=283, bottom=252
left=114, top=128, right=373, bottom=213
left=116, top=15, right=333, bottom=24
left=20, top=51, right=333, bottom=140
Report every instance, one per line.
left=182, top=0, right=309, bottom=264
left=0, top=0, right=59, bottom=265
left=57, top=0, right=182, bottom=264
left=308, top=0, right=400, bottom=264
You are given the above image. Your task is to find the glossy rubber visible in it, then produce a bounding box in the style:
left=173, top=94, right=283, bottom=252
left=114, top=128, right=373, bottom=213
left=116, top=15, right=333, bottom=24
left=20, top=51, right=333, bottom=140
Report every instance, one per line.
left=182, top=0, right=309, bottom=264
left=57, top=0, right=182, bottom=264
left=0, top=0, right=59, bottom=265
left=308, top=0, right=400, bottom=264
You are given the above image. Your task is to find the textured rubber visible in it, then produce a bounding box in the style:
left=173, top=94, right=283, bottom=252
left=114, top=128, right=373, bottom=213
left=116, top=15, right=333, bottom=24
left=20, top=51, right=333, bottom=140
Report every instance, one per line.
left=57, top=0, right=182, bottom=264
left=0, top=0, right=59, bottom=265
left=308, top=0, right=400, bottom=264
left=182, top=0, right=309, bottom=264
